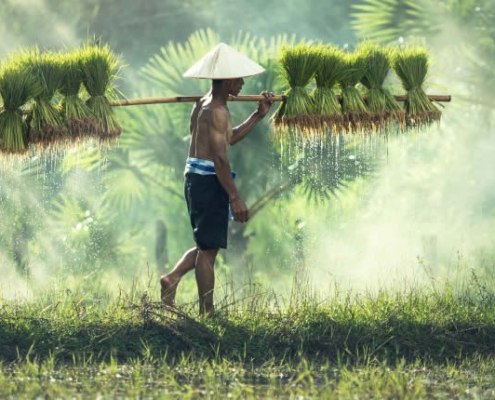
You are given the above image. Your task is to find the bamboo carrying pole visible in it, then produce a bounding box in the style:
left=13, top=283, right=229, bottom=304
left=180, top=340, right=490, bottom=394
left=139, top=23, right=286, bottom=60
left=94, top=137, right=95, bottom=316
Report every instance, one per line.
left=3, top=94, right=451, bottom=115
left=110, top=94, right=451, bottom=107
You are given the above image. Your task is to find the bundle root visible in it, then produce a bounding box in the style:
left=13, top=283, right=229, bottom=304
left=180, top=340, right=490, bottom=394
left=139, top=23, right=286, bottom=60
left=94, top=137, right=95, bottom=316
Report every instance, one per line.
left=405, top=109, right=442, bottom=128
left=66, top=117, right=100, bottom=142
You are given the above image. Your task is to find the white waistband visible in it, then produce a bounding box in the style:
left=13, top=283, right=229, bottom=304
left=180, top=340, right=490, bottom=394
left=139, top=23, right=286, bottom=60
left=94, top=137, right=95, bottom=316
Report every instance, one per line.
left=184, top=157, right=216, bottom=176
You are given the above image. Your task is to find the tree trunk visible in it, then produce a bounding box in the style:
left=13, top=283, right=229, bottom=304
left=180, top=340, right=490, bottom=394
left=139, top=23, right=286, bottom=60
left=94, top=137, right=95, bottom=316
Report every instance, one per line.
left=12, top=221, right=30, bottom=277
left=155, top=220, right=168, bottom=274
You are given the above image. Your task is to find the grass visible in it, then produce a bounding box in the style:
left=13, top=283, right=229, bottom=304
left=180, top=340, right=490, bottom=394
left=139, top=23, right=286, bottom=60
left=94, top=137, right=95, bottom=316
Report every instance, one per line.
left=270, top=41, right=445, bottom=138
left=0, top=41, right=123, bottom=155
left=273, top=43, right=322, bottom=137
left=391, top=45, right=441, bottom=128
left=1, top=353, right=495, bottom=398
left=2, top=282, right=495, bottom=364
left=339, top=51, right=370, bottom=133
left=2, top=272, right=495, bottom=398
left=358, top=41, right=405, bottom=131
left=0, top=55, right=40, bottom=154
left=59, top=51, right=98, bottom=144
left=18, top=49, right=66, bottom=149
left=311, top=45, right=346, bottom=134
left=79, top=40, right=122, bottom=140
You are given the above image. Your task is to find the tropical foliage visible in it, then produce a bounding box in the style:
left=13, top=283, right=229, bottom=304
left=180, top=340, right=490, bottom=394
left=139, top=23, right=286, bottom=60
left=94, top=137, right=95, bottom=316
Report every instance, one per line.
left=0, top=25, right=380, bottom=279
left=0, top=0, right=492, bottom=288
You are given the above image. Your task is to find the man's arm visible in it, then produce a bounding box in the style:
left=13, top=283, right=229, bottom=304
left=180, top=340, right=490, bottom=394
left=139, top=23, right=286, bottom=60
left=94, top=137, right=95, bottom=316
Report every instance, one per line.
left=209, top=108, right=249, bottom=223
left=230, top=110, right=263, bottom=146
left=230, top=91, right=274, bottom=146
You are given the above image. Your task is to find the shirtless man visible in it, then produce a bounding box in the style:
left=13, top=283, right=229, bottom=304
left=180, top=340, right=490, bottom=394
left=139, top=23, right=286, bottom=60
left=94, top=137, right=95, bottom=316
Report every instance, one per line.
left=160, top=56, right=274, bottom=316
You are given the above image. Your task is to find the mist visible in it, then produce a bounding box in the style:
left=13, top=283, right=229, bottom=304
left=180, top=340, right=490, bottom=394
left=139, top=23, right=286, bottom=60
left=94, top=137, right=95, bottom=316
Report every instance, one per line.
left=0, top=0, right=493, bottom=303
left=306, top=28, right=495, bottom=291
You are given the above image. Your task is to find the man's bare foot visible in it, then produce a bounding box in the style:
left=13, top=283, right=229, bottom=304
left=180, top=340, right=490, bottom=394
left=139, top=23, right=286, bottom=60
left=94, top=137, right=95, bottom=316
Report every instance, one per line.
left=199, top=304, right=215, bottom=318
left=160, top=275, right=179, bottom=307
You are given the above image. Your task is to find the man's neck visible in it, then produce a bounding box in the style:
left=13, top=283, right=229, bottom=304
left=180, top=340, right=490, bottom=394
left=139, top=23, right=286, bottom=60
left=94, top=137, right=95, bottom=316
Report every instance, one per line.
left=211, top=84, right=229, bottom=106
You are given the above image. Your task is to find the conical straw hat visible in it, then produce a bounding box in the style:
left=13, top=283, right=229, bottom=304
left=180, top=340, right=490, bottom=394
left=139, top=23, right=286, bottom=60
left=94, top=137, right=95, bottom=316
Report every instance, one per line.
left=183, top=43, right=265, bottom=79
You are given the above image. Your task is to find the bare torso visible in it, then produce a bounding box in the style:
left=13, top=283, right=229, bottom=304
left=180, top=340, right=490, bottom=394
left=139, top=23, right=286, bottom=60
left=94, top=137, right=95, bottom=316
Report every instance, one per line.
left=188, top=94, right=233, bottom=161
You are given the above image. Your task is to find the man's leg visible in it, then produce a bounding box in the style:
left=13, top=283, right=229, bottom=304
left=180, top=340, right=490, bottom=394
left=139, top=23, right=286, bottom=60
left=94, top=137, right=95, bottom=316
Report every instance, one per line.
left=195, top=248, right=218, bottom=316
left=160, top=247, right=198, bottom=306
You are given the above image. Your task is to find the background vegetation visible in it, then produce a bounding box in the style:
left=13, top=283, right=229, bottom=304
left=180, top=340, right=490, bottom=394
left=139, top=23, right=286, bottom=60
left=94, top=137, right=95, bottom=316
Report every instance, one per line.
left=1, top=0, right=495, bottom=398
left=0, top=0, right=492, bottom=300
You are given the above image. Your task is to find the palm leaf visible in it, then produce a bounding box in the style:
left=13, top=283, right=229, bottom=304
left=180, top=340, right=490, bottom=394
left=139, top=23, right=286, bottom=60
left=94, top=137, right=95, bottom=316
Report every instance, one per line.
left=351, top=0, right=441, bottom=42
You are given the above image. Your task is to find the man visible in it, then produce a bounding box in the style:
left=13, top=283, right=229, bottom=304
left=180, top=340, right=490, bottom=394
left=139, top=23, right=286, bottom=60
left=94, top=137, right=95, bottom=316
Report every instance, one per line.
left=160, top=43, right=274, bottom=316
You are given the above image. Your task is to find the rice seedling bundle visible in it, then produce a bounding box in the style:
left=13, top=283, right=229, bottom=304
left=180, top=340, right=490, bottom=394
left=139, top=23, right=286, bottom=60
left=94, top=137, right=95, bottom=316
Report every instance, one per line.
left=59, top=51, right=98, bottom=143
left=358, top=42, right=405, bottom=131
left=338, top=52, right=370, bottom=132
left=310, top=45, right=346, bottom=133
left=0, top=57, right=40, bottom=154
left=80, top=42, right=121, bottom=140
left=273, top=43, right=322, bottom=136
left=391, top=46, right=441, bottom=127
left=19, top=49, right=67, bottom=147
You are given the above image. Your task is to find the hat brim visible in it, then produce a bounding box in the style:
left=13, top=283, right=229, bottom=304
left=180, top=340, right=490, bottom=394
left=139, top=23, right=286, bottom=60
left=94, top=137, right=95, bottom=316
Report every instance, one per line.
left=184, top=71, right=265, bottom=80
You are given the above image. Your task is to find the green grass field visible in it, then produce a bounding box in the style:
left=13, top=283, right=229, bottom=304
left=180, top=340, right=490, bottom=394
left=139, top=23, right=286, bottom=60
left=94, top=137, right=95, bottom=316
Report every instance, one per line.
left=2, top=272, right=495, bottom=399
left=2, top=355, right=495, bottom=398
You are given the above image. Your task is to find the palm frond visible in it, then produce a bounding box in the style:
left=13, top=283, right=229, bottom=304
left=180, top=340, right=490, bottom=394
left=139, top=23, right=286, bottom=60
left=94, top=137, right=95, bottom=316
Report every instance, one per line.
left=283, top=135, right=381, bottom=204
left=351, top=0, right=440, bottom=43
left=140, top=28, right=219, bottom=96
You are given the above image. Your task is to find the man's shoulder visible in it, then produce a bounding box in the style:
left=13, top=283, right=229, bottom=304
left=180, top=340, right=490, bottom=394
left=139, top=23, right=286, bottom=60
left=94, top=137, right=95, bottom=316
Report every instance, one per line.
left=201, top=102, right=229, bottom=112
left=200, top=104, right=230, bottom=121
